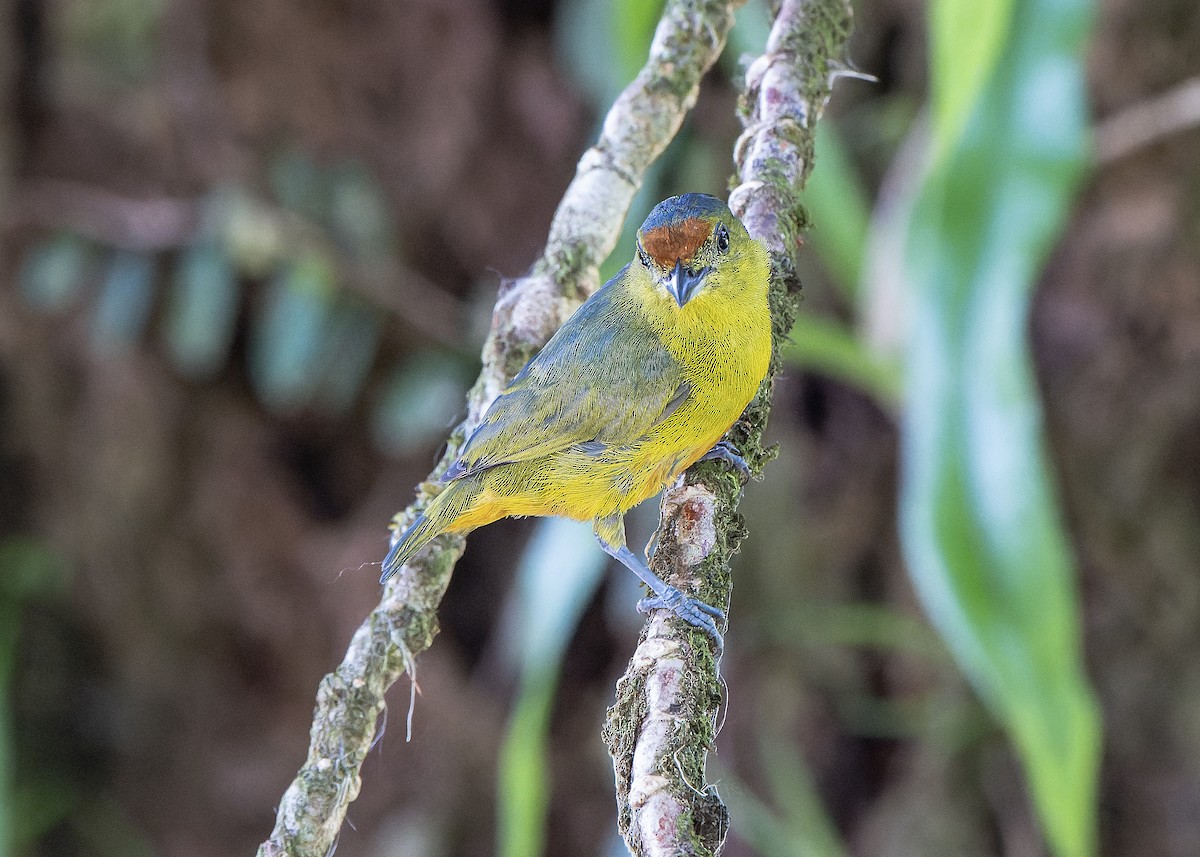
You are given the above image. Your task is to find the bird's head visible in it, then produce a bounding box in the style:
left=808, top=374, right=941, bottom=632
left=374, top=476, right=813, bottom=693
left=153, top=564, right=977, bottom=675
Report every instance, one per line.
left=635, top=193, right=747, bottom=308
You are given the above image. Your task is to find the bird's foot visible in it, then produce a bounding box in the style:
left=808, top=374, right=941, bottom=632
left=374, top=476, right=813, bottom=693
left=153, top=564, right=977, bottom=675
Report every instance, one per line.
left=637, top=586, right=726, bottom=652
left=596, top=534, right=727, bottom=653
left=699, top=440, right=751, bottom=480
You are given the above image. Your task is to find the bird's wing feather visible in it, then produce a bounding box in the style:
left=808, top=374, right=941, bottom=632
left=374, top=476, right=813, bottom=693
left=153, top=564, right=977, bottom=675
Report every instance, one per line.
left=445, top=274, right=686, bottom=481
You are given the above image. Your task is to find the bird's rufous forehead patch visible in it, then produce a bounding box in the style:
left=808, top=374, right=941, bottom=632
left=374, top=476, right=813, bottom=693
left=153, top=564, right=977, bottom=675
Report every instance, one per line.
left=639, top=217, right=712, bottom=266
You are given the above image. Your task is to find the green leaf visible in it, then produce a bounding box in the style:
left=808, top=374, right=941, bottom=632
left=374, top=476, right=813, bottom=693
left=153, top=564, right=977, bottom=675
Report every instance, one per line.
left=497, top=670, right=556, bottom=857
left=800, top=123, right=872, bottom=300
left=269, top=148, right=329, bottom=222
left=213, top=187, right=284, bottom=278
left=0, top=537, right=66, bottom=603
left=9, top=778, right=79, bottom=849
left=91, top=250, right=156, bottom=351
left=783, top=314, right=902, bottom=407
left=68, top=793, right=155, bottom=857
left=58, top=0, right=165, bottom=88
left=19, top=234, right=91, bottom=312
left=716, top=728, right=849, bottom=857
left=726, top=0, right=772, bottom=67
left=899, top=1, right=1099, bottom=856
left=163, top=243, right=240, bottom=380
left=0, top=603, right=14, bottom=857
left=612, top=0, right=664, bottom=89
left=0, top=538, right=65, bottom=857
left=371, top=354, right=468, bottom=456
left=556, top=0, right=661, bottom=107
left=0, top=535, right=59, bottom=857
left=929, top=0, right=1015, bottom=157
left=763, top=601, right=947, bottom=661
left=310, top=299, right=383, bottom=415
left=327, top=162, right=396, bottom=259
left=248, top=256, right=337, bottom=412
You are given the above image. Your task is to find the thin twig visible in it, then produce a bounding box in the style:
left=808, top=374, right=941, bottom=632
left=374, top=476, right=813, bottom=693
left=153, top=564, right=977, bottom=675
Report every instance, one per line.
left=6, top=178, right=467, bottom=347
left=602, top=1, right=853, bottom=854
left=1094, top=76, right=1200, bottom=164
left=9, top=178, right=201, bottom=250
left=257, top=2, right=748, bottom=854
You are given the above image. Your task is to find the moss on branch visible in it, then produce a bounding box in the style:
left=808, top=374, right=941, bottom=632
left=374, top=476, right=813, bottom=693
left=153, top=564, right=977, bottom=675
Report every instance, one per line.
left=257, top=2, right=751, bottom=855
left=602, top=1, right=855, bottom=854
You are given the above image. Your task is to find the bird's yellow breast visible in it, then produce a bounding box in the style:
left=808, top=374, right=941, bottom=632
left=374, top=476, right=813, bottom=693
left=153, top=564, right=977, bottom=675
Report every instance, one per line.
left=445, top=240, right=772, bottom=531
left=624, top=249, right=772, bottom=492
left=542, top=244, right=771, bottom=516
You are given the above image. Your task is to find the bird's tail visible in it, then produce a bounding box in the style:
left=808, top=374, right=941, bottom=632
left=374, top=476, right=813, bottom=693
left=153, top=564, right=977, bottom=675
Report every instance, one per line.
left=380, top=481, right=474, bottom=582
left=380, top=513, right=438, bottom=582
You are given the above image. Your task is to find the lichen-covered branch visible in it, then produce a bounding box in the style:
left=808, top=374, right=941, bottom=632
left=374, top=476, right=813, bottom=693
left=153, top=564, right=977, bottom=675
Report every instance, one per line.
left=601, top=1, right=854, bottom=855
left=256, top=2, right=747, bottom=854
left=469, top=0, right=751, bottom=415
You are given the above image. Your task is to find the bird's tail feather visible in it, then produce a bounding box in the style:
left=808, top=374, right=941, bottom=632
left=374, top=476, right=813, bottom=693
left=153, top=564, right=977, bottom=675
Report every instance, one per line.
left=380, top=481, right=475, bottom=582
left=380, top=512, right=439, bottom=582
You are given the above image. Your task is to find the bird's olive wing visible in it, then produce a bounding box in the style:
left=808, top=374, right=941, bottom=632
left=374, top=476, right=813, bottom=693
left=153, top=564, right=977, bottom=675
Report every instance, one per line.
left=445, top=281, right=687, bottom=481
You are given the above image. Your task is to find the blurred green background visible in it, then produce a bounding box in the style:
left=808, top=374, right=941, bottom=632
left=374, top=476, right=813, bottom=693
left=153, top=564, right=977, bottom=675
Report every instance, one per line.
left=1, top=0, right=1198, bottom=855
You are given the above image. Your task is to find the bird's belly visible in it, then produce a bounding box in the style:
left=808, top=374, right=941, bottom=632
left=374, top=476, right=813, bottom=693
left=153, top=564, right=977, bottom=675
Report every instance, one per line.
left=450, top=365, right=762, bottom=530
left=454, top=437, right=707, bottom=529
left=449, top=459, right=642, bottom=528
left=562, top=392, right=747, bottom=514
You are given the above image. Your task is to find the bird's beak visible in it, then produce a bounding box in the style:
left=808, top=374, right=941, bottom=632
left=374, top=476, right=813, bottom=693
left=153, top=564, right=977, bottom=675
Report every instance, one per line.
left=663, top=260, right=710, bottom=307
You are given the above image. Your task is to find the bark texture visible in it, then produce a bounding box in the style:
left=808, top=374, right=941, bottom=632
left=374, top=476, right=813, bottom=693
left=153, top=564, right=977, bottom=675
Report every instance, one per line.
left=257, top=1, right=749, bottom=853
left=601, top=1, right=854, bottom=854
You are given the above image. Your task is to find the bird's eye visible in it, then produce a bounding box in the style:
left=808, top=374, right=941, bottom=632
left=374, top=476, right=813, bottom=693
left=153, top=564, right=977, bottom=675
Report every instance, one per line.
left=715, top=223, right=730, bottom=253
left=637, top=244, right=651, bottom=267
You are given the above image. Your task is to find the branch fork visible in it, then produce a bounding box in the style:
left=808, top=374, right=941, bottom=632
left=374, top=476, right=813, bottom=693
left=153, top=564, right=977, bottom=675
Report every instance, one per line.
left=257, top=1, right=852, bottom=853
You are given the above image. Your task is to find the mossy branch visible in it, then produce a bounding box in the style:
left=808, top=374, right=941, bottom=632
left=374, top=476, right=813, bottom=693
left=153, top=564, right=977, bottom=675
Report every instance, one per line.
left=601, top=1, right=854, bottom=855
left=256, top=2, right=747, bottom=854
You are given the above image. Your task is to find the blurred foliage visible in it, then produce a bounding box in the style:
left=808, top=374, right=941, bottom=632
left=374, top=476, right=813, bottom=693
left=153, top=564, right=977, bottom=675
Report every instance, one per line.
left=91, top=250, right=156, bottom=351
left=0, top=571, right=15, bottom=857
left=309, top=299, right=385, bottom=415
left=16, top=152, right=471, bottom=442
left=0, top=538, right=70, bottom=857
left=163, top=243, right=239, bottom=380
left=719, top=734, right=848, bottom=857
left=2, top=0, right=1130, bottom=853
left=928, top=0, right=1013, bottom=162
left=784, top=314, right=900, bottom=409
left=800, top=124, right=872, bottom=301
left=18, top=234, right=92, bottom=312
left=899, top=0, right=1100, bottom=856
left=764, top=0, right=1101, bottom=851
left=373, top=353, right=471, bottom=456
left=559, top=0, right=776, bottom=287
left=55, top=0, right=164, bottom=92
left=249, top=255, right=341, bottom=412
left=556, top=0, right=663, bottom=108
left=762, top=602, right=948, bottom=664
left=64, top=795, right=156, bottom=857
left=497, top=519, right=605, bottom=857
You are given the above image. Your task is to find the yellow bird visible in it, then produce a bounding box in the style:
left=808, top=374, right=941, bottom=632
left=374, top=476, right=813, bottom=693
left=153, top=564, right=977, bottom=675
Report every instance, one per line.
left=382, top=193, right=771, bottom=645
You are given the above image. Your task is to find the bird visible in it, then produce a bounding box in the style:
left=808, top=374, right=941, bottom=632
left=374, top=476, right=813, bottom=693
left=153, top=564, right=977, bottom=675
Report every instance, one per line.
left=381, top=193, right=772, bottom=648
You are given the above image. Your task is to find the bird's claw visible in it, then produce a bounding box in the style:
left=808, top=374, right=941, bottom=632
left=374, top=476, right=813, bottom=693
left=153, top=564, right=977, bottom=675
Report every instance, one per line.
left=637, top=586, right=726, bottom=651
left=597, top=540, right=726, bottom=652
left=700, top=440, right=751, bottom=480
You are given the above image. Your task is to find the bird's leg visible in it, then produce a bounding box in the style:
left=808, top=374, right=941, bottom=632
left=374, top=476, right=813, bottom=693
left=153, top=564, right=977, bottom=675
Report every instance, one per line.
left=642, top=528, right=660, bottom=564
left=594, top=514, right=725, bottom=650
left=639, top=439, right=746, bottom=561
left=699, top=439, right=751, bottom=479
